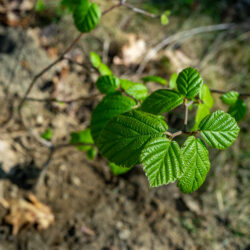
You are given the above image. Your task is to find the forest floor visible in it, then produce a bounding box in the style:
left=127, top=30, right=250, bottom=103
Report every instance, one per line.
left=0, top=1, right=249, bottom=250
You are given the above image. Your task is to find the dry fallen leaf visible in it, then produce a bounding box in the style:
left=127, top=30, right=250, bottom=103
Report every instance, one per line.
left=113, top=34, right=146, bottom=66
left=0, top=193, right=54, bottom=235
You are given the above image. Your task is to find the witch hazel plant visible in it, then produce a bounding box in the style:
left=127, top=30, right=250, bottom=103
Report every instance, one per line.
left=72, top=62, right=240, bottom=193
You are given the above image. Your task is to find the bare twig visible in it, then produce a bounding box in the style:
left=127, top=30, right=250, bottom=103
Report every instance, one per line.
left=210, top=89, right=250, bottom=97
left=26, top=93, right=101, bottom=104
left=102, top=2, right=122, bottom=15
left=33, top=141, right=95, bottom=192
left=63, top=56, right=94, bottom=71
left=184, top=99, right=189, bottom=129
left=18, top=33, right=84, bottom=113
left=123, top=3, right=158, bottom=18
left=137, top=23, right=234, bottom=74
left=165, top=131, right=183, bottom=139
left=165, top=130, right=198, bottom=139
left=18, top=2, right=123, bottom=123
left=33, top=148, right=54, bottom=192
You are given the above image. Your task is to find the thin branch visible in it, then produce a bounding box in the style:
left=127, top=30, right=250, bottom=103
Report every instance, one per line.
left=165, top=131, right=183, bottom=139
left=210, top=89, right=250, bottom=97
left=26, top=93, right=101, bottom=104
left=33, top=141, right=95, bottom=191
left=18, top=33, right=84, bottom=113
left=165, top=130, right=198, bottom=139
left=33, top=147, right=54, bottom=192
left=63, top=56, right=94, bottom=71
left=18, top=2, right=123, bottom=122
left=137, top=23, right=234, bottom=74
left=102, top=2, right=122, bottom=15
left=123, top=3, right=158, bottom=18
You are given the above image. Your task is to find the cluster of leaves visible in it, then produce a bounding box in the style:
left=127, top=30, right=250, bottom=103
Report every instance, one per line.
left=220, top=91, right=247, bottom=121
left=36, top=0, right=243, bottom=193
left=70, top=52, right=240, bottom=192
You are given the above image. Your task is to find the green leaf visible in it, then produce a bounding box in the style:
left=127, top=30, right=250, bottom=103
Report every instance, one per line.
left=199, top=110, right=240, bottom=149
left=177, top=136, right=210, bottom=193
left=89, top=52, right=112, bottom=75
left=228, top=99, right=247, bottom=121
left=41, top=128, right=52, bottom=141
left=73, top=0, right=101, bottom=33
left=96, top=75, right=120, bottom=94
left=35, top=0, right=46, bottom=12
left=177, top=67, right=203, bottom=98
left=98, top=63, right=112, bottom=75
left=97, top=110, right=168, bottom=167
left=125, top=84, right=148, bottom=100
left=161, top=14, right=169, bottom=25
left=192, top=103, right=210, bottom=131
left=86, top=148, right=97, bottom=160
left=70, top=129, right=97, bottom=159
left=109, top=162, right=132, bottom=176
left=141, top=89, right=184, bottom=115
left=120, top=79, right=134, bottom=90
left=220, top=91, right=239, bottom=105
left=90, top=93, right=136, bottom=143
left=141, top=137, right=184, bottom=187
left=70, top=128, right=94, bottom=150
left=193, top=84, right=213, bottom=131
left=141, top=75, right=167, bottom=85
left=169, top=72, right=177, bottom=90
left=200, top=84, right=213, bottom=108
left=90, top=52, right=101, bottom=68
left=120, top=79, right=148, bottom=100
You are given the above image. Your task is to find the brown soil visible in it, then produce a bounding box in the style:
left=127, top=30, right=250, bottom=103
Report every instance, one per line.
left=0, top=5, right=249, bottom=250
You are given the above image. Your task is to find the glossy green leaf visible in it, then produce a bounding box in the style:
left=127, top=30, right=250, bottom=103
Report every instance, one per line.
left=141, top=137, right=184, bottom=187
left=177, top=67, right=203, bottom=98
left=125, top=84, right=148, bottom=100
left=97, top=110, right=168, bottom=167
left=192, top=103, right=210, bottom=130
left=86, top=148, right=97, bottom=160
left=178, top=136, right=210, bottom=193
left=141, top=89, right=184, bottom=115
left=98, top=63, right=112, bottom=75
left=228, top=99, right=247, bottom=121
left=70, top=128, right=93, bottom=150
left=120, top=79, right=148, bottom=100
left=35, top=0, right=46, bottom=12
left=96, top=75, right=120, bottom=94
left=109, top=162, right=132, bottom=176
left=141, top=75, right=167, bottom=85
left=90, top=93, right=136, bottom=143
left=220, top=91, right=239, bottom=105
left=73, top=0, right=101, bottom=33
left=200, top=84, right=213, bottom=108
left=120, top=79, right=134, bottom=90
left=169, top=72, right=177, bottom=90
left=199, top=110, right=240, bottom=149
left=90, top=52, right=112, bottom=75
left=70, top=129, right=97, bottom=159
left=161, top=14, right=169, bottom=25
left=90, top=52, right=101, bottom=68
left=41, top=128, right=52, bottom=141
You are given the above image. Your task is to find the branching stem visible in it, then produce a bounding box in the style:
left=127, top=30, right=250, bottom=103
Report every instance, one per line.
left=165, top=130, right=199, bottom=140
left=18, top=2, right=123, bottom=123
